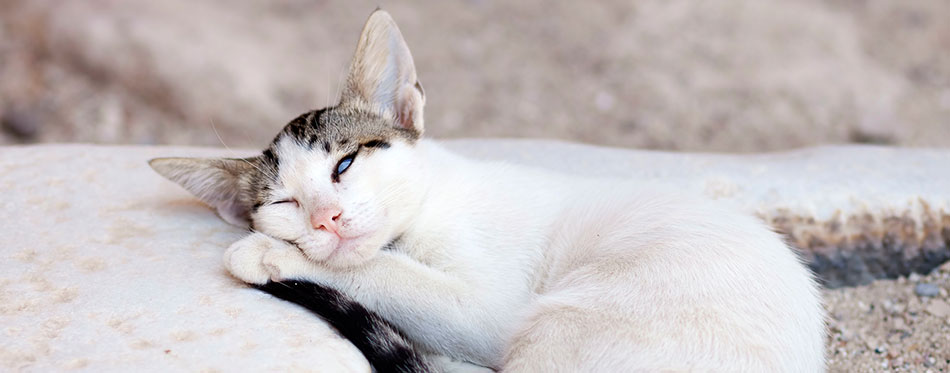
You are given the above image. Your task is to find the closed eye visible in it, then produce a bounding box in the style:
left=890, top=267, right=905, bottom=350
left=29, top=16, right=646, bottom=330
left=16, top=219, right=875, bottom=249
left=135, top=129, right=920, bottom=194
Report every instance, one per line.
left=272, top=198, right=299, bottom=207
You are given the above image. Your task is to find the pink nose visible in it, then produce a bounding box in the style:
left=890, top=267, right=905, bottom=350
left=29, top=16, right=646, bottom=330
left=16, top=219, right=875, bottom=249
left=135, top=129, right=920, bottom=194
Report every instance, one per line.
left=310, top=208, right=342, bottom=234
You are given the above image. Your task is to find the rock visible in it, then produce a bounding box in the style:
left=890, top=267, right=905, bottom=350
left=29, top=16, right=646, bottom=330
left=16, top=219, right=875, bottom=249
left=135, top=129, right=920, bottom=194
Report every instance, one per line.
left=835, top=326, right=854, bottom=342
left=3, top=143, right=950, bottom=371
left=882, top=299, right=896, bottom=313
left=924, top=356, right=936, bottom=367
left=909, top=273, right=923, bottom=282
left=889, top=356, right=902, bottom=367
left=893, top=303, right=906, bottom=314
left=915, top=283, right=941, bottom=297
left=0, top=108, right=39, bottom=141
left=893, top=318, right=907, bottom=331
left=882, top=299, right=906, bottom=314
left=0, top=145, right=374, bottom=371
left=925, top=300, right=950, bottom=317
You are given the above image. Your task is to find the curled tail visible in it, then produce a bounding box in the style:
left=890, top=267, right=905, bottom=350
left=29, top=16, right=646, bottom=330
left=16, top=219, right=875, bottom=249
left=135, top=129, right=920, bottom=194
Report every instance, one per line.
left=257, top=280, right=435, bottom=373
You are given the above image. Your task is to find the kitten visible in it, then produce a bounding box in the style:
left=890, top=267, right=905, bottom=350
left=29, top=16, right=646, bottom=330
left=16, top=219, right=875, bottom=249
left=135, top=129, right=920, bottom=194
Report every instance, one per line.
left=150, top=10, right=826, bottom=372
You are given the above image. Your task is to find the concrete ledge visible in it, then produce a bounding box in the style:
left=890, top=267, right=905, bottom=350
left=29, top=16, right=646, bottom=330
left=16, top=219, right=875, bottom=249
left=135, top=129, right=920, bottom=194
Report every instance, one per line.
left=1, top=141, right=947, bottom=369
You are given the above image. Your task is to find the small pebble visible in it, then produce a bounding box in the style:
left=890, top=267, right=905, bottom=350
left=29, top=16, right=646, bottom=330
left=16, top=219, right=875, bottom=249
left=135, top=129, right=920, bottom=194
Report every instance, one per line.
left=915, top=283, right=940, bottom=297
left=893, top=318, right=907, bottom=330
left=924, top=356, right=936, bottom=367
left=925, top=300, right=950, bottom=317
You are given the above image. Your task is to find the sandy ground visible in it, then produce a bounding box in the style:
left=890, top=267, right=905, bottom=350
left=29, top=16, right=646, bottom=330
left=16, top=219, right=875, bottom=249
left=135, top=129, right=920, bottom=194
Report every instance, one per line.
left=826, top=263, right=950, bottom=371
left=1, top=0, right=949, bottom=370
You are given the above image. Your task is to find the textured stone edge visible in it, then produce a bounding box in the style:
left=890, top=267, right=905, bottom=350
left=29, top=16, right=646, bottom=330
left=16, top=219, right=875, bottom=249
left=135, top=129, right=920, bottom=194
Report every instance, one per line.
left=762, top=203, right=950, bottom=288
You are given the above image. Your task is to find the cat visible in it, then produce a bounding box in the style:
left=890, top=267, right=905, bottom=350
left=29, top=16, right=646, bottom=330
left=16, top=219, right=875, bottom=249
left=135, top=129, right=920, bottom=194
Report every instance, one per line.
left=150, top=9, right=826, bottom=372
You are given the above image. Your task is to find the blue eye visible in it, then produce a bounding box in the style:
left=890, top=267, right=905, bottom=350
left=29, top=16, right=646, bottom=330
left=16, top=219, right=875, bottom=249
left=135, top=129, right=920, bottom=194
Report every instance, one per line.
left=336, top=154, right=355, bottom=175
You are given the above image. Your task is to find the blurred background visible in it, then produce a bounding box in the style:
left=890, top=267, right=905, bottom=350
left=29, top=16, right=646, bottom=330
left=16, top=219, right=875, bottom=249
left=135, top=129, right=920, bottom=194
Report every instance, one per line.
left=0, top=0, right=947, bottom=152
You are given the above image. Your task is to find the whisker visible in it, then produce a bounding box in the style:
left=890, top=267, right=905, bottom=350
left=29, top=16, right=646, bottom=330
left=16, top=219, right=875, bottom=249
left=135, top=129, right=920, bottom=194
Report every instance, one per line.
left=335, top=62, right=347, bottom=104
left=209, top=118, right=270, bottom=176
left=375, top=182, right=411, bottom=207
left=326, top=54, right=332, bottom=109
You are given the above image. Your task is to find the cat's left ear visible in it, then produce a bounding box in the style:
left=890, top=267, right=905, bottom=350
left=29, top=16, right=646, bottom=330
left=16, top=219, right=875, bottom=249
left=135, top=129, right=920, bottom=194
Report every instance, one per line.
left=148, top=157, right=256, bottom=227
left=341, top=9, right=425, bottom=135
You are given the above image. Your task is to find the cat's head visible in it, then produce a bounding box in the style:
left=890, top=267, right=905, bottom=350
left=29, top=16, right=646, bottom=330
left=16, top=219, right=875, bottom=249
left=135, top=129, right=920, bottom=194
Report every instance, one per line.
left=149, top=10, right=427, bottom=268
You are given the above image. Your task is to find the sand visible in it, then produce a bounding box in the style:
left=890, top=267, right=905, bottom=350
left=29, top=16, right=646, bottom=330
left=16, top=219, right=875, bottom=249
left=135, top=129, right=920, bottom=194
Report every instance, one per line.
left=826, top=263, right=950, bottom=371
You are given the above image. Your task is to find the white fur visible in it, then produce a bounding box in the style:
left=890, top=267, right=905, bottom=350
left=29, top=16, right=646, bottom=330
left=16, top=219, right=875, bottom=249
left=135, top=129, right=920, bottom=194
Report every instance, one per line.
left=226, top=139, right=826, bottom=371
left=253, top=136, right=424, bottom=268
left=224, top=9, right=826, bottom=372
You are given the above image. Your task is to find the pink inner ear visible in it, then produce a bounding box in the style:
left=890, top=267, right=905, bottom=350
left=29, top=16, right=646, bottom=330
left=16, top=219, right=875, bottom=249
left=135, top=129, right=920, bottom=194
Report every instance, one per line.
left=396, top=85, right=418, bottom=130
left=218, top=199, right=251, bottom=227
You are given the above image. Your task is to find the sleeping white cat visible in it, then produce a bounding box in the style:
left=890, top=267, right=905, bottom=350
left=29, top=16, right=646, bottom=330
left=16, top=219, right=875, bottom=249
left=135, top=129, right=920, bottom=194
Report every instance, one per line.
left=151, top=9, right=825, bottom=372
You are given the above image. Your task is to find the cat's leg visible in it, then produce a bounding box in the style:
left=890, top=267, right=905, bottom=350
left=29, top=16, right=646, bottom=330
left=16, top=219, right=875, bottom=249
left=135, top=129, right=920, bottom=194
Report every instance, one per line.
left=500, top=301, right=673, bottom=372
left=430, top=355, right=495, bottom=373
left=265, top=246, right=508, bottom=365
left=224, top=235, right=493, bottom=372
left=227, top=233, right=510, bottom=367
left=502, top=304, right=609, bottom=372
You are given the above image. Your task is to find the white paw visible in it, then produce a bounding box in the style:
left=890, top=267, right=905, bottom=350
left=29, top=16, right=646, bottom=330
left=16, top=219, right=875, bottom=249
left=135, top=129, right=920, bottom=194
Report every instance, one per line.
left=223, top=233, right=283, bottom=285
left=223, top=232, right=327, bottom=285
left=260, top=244, right=319, bottom=281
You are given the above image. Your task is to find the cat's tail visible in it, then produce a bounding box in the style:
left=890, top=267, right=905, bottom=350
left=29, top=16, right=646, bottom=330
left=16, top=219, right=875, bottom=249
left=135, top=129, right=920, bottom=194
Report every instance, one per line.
left=256, top=280, right=436, bottom=373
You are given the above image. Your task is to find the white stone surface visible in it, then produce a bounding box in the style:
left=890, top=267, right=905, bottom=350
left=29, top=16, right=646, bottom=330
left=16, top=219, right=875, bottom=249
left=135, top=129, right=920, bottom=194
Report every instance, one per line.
left=448, top=140, right=950, bottom=221
left=1, top=141, right=948, bottom=370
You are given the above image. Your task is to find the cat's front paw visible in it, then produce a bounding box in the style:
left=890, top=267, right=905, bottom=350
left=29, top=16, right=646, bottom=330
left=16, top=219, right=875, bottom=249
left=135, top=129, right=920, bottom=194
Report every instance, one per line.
left=223, top=233, right=288, bottom=285
left=260, top=245, right=337, bottom=285
left=224, top=232, right=333, bottom=286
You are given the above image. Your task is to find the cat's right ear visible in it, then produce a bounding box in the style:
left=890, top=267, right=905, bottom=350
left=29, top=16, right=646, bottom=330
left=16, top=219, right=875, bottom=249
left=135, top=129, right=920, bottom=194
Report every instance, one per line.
left=340, top=9, right=425, bottom=136
left=148, top=157, right=256, bottom=227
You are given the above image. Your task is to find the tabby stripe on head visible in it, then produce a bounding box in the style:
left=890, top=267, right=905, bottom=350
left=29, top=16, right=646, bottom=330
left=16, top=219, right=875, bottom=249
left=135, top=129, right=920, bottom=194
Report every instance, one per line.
left=256, top=280, right=435, bottom=373
left=262, top=149, right=279, bottom=167
left=307, top=134, right=319, bottom=148
left=363, top=139, right=391, bottom=149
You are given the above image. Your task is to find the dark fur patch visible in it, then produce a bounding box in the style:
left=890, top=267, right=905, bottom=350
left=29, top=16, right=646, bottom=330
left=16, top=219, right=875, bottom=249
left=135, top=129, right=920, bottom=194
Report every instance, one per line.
left=256, top=281, right=434, bottom=373
left=235, top=104, right=406, bottom=212
left=274, top=106, right=416, bottom=158
left=242, top=104, right=416, bottom=212
left=363, top=139, right=391, bottom=149
left=262, top=149, right=278, bottom=167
